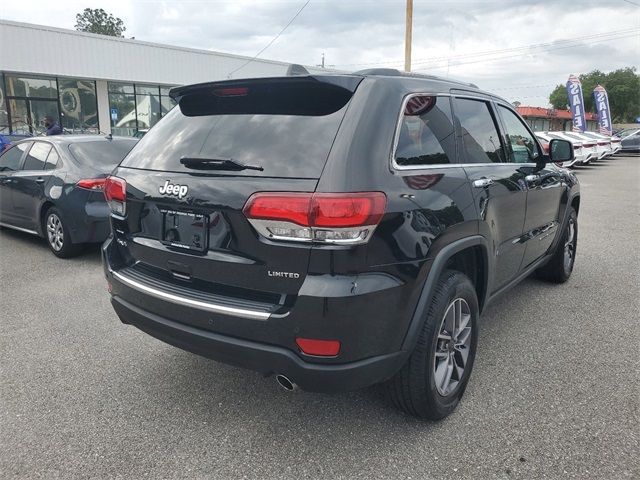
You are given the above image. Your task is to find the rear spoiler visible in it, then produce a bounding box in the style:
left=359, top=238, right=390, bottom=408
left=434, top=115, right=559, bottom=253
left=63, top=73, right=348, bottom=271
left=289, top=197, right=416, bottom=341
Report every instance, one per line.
left=169, top=75, right=363, bottom=117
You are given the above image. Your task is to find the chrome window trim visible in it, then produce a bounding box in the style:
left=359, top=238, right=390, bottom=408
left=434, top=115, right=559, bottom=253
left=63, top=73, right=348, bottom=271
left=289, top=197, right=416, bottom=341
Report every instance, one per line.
left=390, top=93, right=515, bottom=172
left=390, top=93, right=455, bottom=172
left=111, top=270, right=271, bottom=320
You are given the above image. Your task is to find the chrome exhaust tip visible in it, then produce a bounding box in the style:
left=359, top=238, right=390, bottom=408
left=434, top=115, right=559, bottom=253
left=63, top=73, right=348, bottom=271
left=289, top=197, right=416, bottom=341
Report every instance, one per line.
left=275, top=374, right=297, bottom=391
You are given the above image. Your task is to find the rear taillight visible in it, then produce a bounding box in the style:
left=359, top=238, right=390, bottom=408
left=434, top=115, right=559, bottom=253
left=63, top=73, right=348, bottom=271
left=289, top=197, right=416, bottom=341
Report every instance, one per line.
left=243, top=192, right=386, bottom=245
left=77, top=178, right=107, bottom=190
left=104, top=176, right=127, bottom=216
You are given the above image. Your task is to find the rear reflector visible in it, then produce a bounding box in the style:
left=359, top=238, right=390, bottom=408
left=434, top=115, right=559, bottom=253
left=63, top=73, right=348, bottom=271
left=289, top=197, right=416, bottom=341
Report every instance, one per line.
left=295, top=337, right=341, bottom=356
left=243, top=192, right=386, bottom=245
left=104, top=176, right=127, bottom=216
left=77, top=178, right=107, bottom=190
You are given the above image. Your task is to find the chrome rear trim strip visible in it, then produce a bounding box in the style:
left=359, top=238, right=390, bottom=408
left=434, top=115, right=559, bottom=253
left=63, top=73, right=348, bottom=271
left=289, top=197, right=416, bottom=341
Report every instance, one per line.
left=112, top=270, right=271, bottom=320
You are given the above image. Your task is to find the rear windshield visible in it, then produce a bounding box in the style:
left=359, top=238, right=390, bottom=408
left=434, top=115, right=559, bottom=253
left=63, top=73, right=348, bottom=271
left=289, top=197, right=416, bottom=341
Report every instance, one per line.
left=120, top=103, right=349, bottom=178
left=69, top=140, right=137, bottom=169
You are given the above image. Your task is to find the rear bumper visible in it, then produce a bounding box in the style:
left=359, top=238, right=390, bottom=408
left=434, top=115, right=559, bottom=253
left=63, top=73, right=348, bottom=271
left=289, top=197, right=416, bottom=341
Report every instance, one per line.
left=110, top=294, right=406, bottom=392
left=102, top=237, right=415, bottom=392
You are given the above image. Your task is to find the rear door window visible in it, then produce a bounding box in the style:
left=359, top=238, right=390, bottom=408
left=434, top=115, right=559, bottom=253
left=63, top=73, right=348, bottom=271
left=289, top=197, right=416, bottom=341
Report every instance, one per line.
left=394, top=95, right=456, bottom=167
left=0, top=142, right=31, bottom=172
left=453, top=98, right=505, bottom=163
left=23, top=142, right=51, bottom=170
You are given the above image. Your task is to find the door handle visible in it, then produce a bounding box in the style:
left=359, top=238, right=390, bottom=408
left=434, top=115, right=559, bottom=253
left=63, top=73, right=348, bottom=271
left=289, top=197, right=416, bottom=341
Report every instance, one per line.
left=525, top=174, right=541, bottom=182
left=35, top=178, right=45, bottom=184
left=473, top=178, right=494, bottom=188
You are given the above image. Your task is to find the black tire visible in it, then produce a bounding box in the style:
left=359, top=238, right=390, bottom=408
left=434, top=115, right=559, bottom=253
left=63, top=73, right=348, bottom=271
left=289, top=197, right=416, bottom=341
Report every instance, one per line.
left=536, top=207, right=577, bottom=283
left=385, top=270, right=479, bottom=420
left=43, top=207, right=82, bottom=258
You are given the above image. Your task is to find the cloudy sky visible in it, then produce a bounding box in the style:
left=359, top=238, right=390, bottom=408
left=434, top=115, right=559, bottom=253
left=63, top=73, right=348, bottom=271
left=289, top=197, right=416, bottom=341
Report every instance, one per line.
left=1, top=0, right=639, bottom=106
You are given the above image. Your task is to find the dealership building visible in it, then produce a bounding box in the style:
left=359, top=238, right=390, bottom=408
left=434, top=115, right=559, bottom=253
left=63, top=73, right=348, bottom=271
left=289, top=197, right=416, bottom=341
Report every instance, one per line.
left=0, top=19, right=330, bottom=137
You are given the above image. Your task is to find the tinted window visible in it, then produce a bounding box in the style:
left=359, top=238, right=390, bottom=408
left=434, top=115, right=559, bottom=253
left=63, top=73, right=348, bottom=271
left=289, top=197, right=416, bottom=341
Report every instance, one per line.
left=23, top=142, right=51, bottom=170
left=45, top=148, right=60, bottom=170
left=497, top=105, right=540, bottom=164
left=121, top=104, right=349, bottom=178
left=453, top=98, right=505, bottom=163
left=0, top=143, right=31, bottom=172
left=395, top=96, right=456, bottom=166
left=69, top=140, right=137, bottom=170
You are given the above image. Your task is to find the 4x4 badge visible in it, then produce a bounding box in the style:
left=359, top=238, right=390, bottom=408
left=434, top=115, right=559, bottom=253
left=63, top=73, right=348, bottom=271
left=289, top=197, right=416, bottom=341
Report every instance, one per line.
left=159, top=180, right=188, bottom=199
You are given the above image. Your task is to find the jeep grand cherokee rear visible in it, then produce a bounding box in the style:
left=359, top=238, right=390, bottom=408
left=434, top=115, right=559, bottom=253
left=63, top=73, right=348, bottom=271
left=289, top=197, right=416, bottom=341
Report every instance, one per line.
left=104, top=72, right=579, bottom=419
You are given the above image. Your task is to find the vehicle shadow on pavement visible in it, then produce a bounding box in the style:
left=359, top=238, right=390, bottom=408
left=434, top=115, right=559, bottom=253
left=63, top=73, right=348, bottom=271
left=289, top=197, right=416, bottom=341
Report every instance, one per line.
left=116, top=274, right=544, bottom=433
left=0, top=228, right=103, bottom=264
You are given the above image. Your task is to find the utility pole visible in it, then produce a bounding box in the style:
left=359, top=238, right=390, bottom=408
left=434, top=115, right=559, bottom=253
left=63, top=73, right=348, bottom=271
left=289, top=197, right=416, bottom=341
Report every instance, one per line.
left=404, top=0, right=413, bottom=72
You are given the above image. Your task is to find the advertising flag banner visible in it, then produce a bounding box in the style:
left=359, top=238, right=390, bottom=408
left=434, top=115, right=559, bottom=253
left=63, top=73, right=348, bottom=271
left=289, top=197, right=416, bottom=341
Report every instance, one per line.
left=593, top=85, right=613, bottom=135
left=566, top=75, right=586, bottom=132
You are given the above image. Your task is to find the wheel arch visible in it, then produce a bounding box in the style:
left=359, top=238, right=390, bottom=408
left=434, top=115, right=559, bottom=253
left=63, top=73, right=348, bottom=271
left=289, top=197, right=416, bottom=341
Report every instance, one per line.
left=400, top=235, right=489, bottom=353
left=38, top=201, right=56, bottom=237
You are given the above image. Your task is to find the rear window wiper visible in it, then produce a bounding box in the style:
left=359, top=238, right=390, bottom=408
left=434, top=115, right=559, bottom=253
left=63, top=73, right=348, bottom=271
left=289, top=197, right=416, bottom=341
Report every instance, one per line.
left=180, top=157, right=264, bottom=171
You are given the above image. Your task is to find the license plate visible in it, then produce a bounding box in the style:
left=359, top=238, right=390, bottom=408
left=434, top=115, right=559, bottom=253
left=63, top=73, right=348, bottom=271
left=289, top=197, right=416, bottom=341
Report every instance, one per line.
left=160, top=209, right=208, bottom=252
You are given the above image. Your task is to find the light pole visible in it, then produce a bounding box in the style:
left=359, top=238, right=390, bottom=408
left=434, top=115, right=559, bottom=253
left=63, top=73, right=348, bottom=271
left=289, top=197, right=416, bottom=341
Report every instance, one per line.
left=405, top=0, right=413, bottom=72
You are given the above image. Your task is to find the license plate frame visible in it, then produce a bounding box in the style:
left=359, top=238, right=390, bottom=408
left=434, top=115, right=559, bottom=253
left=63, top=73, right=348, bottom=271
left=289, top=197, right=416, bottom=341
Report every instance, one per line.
left=160, top=208, right=208, bottom=253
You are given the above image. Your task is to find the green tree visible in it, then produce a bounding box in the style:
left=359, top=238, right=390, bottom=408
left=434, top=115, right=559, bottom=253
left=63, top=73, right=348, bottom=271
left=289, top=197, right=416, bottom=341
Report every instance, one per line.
left=548, top=68, right=639, bottom=123
left=75, top=8, right=126, bottom=37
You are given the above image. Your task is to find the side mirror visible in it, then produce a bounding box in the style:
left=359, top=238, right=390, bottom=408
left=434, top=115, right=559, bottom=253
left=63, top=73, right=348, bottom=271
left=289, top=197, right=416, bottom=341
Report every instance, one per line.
left=548, top=138, right=574, bottom=162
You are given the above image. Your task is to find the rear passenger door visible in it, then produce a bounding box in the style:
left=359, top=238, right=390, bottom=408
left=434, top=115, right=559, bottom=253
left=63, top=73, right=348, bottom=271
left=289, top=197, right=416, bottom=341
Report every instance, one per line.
left=0, top=142, right=32, bottom=226
left=495, top=103, right=563, bottom=269
left=10, top=141, right=52, bottom=230
left=453, top=96, right=528, bottom=292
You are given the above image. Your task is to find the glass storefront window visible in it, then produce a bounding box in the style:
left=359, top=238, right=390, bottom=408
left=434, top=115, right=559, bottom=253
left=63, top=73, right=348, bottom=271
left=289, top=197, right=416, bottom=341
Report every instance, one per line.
left=58, top=78, right=98, bottom=133
left=5, top=75, right=57, bottom=98
left=0, top=76, right=8, bottom=133
left=136, top=85, right=159, bottom=96
left=108, top=82, right=177, bottom=136
left=161, top=96, right=176, bottom=116
left=109, top=93, right=137, bottom=137
left=135, top=92, right=161, bottom=130
left=7, top=99, right=30, bottom=134
left=109, top=82, right=134, bottom=94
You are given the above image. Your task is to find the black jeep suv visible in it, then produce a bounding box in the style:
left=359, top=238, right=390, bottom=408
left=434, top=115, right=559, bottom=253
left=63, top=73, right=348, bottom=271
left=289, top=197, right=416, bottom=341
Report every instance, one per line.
left=102, top=69, right=579, bottom=419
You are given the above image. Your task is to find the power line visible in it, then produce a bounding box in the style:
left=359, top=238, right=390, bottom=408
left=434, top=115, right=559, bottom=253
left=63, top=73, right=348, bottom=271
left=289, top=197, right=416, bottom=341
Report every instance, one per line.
left=335, top=28, right=639, bottom=68
left=412, top=32, right=639, bottom=72
left=227, top=0, right=311, bottom=77
left=621, top=0, right=640, bottom=7
left=411, top=29, right=639, bottom=67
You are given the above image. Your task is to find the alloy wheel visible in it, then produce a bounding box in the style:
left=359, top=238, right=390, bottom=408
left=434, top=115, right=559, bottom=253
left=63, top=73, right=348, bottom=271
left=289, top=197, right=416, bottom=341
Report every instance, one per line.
left=563, top=218, right=576, bottom=273
left=46, top=213, right=64, bottom=251
left=433, top=298, right=472, bottom=396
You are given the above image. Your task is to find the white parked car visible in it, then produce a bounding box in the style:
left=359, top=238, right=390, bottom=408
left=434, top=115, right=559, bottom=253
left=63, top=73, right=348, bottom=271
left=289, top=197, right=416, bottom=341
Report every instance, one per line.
left=579, top=131, right=618, bottom=155
left=554, top=131, right=609, bottom=159
left=535, top=132, right=587, bottom=167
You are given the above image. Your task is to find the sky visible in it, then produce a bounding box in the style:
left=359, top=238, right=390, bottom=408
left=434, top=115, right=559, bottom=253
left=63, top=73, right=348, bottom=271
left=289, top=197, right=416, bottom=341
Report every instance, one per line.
left=1, top=0, right=639, bottom=107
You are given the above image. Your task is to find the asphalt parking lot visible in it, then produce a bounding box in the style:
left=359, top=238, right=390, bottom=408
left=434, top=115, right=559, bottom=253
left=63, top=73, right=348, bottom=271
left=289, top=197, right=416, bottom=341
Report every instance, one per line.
left=1, top=155, right=638, bottom=479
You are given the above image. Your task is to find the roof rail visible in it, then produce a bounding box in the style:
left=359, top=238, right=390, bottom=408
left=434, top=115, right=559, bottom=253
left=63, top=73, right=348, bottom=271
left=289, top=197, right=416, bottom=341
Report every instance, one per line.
left=353, top=68, right=479, bottom=89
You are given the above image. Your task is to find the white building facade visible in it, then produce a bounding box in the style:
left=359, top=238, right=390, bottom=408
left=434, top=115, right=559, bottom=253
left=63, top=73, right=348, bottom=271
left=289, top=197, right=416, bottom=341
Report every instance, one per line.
left=0, top=20, right=329, bottom=136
